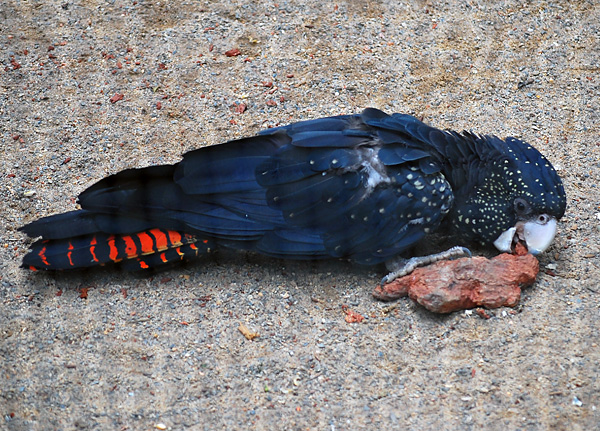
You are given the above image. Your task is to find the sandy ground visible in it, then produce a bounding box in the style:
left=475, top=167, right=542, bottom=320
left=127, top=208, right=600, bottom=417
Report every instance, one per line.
left=1, top=1, right=599, bottom=430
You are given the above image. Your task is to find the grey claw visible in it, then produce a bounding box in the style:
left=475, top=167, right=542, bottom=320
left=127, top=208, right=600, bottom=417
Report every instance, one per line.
left=382, top=245, right=472, bottom=285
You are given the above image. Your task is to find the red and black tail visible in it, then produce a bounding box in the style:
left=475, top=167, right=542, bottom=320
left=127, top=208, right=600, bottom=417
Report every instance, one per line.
left=22, top=229, right=214, bottom=271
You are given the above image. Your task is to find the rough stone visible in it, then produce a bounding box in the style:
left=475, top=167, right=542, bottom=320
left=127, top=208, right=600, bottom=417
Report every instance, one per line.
left=373, top=252, right=539, bottom=313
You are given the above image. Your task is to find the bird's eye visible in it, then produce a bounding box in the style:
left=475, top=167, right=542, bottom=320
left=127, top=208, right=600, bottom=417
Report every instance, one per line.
left=514, top=198, right=530, bottom=215
left=538, top=214, right=549, bottom=224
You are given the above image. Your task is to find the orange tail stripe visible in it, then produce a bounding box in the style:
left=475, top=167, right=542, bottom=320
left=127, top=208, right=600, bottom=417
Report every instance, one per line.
left=38, top=246, right=50, bottom=266
left=107, top=235, right=120, bottom=262
left=67, top=242, right=74, bottom=267
left=137, top=231, right=155, bottom=255
left=150, top=229, right=168, bottom=251
left=89, top=236, right=99, bottom=262
left=122, top=235, right=138, bottom=259
left=168, top=231, right=183, bottom=247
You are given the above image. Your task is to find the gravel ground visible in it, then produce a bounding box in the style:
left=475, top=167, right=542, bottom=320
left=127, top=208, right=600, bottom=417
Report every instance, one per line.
left=1, top=1, right=599, bottom=430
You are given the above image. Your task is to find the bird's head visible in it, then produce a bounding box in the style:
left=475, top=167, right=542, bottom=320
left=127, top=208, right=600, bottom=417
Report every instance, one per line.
left=449, top=135, right=566, bottom=255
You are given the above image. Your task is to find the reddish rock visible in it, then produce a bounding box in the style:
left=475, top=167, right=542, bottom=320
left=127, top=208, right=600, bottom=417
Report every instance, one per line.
left=342, top=305, right=365, bottom=323
left=225, top=48, right=241, bottom=57
left=233, top=102, right=247, bottom=113
left=373, top=253, right=539, bottom=314
left=109, top=93, right=124, bottom=103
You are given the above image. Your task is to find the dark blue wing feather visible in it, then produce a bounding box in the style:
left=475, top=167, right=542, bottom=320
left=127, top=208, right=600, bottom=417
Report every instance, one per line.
left=256, top=229, right=327, bottom=258
left=378, top=147, right=431, bottom=165
left=173, top=134, right=285, bottom=194
left=259, top=115, right=357, bottom=135
left=288, top=131, right=370, bottom=148
left=208, top=109, right=453, bottom=262
left=266, top=173, right=344, bottom=211
left=256, top=146, right=316, bottom=186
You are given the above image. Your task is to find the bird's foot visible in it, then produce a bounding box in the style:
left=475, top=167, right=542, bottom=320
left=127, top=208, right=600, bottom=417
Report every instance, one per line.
left=381, top=246, right=471, bottom=285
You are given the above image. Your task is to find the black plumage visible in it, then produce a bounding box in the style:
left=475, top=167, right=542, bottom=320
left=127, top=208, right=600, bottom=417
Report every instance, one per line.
left=20, top=108, right=567, bottom=275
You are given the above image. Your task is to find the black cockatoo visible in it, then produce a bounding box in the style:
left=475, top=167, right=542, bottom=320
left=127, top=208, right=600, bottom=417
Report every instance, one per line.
left=20, top=108, right=567, bottom=281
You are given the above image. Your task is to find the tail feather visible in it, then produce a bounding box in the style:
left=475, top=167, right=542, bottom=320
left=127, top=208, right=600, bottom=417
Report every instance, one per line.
left=118, top=241, right=211, bottom=271
left=23, top=229, right=213, bottom=271
left=19, top=210, right=102, bottom=240
left=19, top=210, right=163, bottom=240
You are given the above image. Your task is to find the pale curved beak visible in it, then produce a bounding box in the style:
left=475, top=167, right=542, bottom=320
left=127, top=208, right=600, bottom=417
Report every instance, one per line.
left=493, top=216, right=558, bottom=255
left=521, top=217, right=557, bottom=255
left=493, top=227, right=517, bottom=253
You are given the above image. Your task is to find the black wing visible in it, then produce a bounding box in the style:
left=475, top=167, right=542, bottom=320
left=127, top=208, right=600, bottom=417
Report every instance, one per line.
left=21, top=109, right=454, bottom=269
